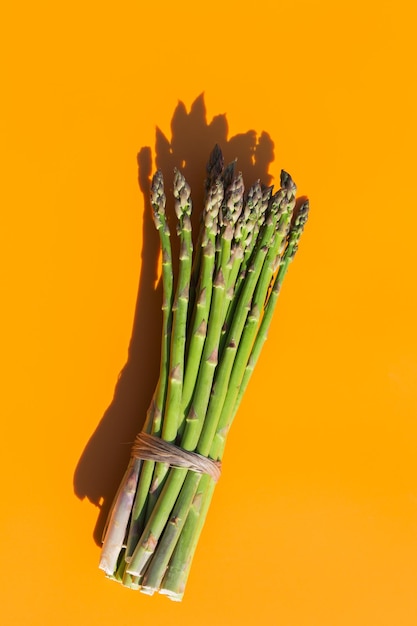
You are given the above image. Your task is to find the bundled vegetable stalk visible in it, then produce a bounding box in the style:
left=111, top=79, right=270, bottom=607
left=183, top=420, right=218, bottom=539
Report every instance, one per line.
left=99, top=145, right=309, bottom=600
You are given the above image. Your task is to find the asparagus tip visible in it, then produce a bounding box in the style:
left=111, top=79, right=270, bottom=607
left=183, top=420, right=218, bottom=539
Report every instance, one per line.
left=150, top=170, right=166, bottom=227
left=173, top=168, right=192, bottom=218
left=280, top=169, right=297, bottom=195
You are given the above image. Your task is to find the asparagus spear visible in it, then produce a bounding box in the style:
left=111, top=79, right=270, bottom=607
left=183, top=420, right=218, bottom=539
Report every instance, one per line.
left=181, top=179, right=223, bottom=419
left=124, top=172, right=174, bottom=562
left=162, top=169, right=193, bottom=440
left=100, top=171, right=174, bottom=574
left=148, top=170, right=174, bottom=435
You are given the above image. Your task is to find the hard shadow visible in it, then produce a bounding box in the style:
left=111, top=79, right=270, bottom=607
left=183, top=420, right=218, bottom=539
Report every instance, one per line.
left=73, top=93, right=276, bottom=546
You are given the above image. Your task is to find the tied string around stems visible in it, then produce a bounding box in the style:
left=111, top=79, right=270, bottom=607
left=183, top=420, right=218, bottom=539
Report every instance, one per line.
left=132, top=432, right=222, bottom=483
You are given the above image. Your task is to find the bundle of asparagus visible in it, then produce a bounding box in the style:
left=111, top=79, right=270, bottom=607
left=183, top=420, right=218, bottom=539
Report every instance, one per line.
left=99, top=145, right=309, bottom=600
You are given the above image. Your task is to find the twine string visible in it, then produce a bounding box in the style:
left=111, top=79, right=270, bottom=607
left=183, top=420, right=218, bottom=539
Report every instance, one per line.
left=132, top=432, right=221, bottom=482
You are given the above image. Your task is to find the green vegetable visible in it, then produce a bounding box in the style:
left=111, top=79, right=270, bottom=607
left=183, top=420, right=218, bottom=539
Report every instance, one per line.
left=99, top=145, right=309, bottom=600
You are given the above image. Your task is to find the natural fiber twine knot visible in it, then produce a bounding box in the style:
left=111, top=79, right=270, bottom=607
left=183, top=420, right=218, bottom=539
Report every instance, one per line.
left=132, top=432, right=221, bottom=482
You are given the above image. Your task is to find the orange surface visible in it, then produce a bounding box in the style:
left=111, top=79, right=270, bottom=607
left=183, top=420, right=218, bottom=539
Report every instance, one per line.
left=1, top=1, right=417, bottom=624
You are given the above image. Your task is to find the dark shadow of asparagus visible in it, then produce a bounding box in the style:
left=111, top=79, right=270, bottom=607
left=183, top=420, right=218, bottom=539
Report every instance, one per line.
left=73, top=93, right=275, bottom=546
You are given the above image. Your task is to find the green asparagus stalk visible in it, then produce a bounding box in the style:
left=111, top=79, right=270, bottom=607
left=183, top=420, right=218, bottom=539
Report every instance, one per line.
left=124, top=172, right=174, bottom=561
left=148, top=170, right=174, bottom=435
left=161, top=169, right=193, bottom=441
left=101, top=173, right=174, bottom=571
left=181, top=179, right=223, bottom=419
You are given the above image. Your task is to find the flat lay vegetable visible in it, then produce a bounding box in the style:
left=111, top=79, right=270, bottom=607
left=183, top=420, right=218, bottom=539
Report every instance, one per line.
left=99, top=145, right=309, bottom=600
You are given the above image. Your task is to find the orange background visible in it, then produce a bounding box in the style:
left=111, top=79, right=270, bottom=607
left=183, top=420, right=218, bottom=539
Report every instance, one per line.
left=1, top=1, right=417, bottom=624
